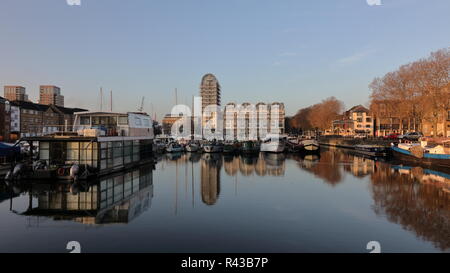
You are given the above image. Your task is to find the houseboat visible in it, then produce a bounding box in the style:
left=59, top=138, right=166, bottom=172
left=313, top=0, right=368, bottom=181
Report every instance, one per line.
left=354, top=144, right=388, bottom=157
left=299, top=138, right=320, bottom=153
left=5, top=111, right=155, bottom=181
left=391, top=141, right=450, bottom=169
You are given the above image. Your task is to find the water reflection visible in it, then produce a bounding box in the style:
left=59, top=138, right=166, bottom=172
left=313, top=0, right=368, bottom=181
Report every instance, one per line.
left=201, top=153, right=222, bottom=205
left=5, top=165, right=154, bottom=226
left=371, top=164, right=450, bottom=250
left=0, top=149, right=449, bottom=252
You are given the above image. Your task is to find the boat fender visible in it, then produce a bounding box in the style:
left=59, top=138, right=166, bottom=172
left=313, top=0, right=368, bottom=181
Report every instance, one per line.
left=57, top=167, right=66, bottom=176
left=70, top=165, right=80, bottom=181
left=12, top=163, right=25, bottom=178
left=4, top=170, right=12, bottom=181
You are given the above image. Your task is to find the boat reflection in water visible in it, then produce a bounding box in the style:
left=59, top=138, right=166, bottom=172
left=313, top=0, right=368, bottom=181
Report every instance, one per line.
left=2, top=148, right=448, bottom=252
left=7, top=164, right=154, bottom=226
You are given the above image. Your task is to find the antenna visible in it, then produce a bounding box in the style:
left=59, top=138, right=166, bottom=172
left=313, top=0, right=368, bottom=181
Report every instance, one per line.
left=138, top=97, right=145, bottom=112
left=100, top=87, right=103, bottom=111
left=110, top=90, right=113, bottom=112
left=175, top=88, right=178, bottom=106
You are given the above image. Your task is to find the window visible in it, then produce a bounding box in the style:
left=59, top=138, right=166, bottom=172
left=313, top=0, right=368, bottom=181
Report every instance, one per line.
left=357, top=118, right=363, bottom=122
left=80, top=116, right=90, bottom=125
left=366, top=118, right=371, bottom=122
left=143, top=119, right=150, bottom=127
left=118, top=116, right=128, bottom=125
left=135, top=117, right=142, bottom=126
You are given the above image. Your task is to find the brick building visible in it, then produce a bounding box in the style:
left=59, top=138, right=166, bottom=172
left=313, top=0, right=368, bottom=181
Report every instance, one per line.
left=39, top=85, right=64, bottom=107
left=4, top=86, right=28, bottom=102
left=10, top=101, right=87, bottom=137
left=0, top=96, right=11, bottom=142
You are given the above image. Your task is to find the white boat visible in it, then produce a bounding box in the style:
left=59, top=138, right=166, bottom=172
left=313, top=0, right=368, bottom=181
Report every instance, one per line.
left=186, top=142, right=200, bottom=153
left=203, top=142, right=223, bottom=153
left=152, top=139, right=166, bottom=153
left=300, top=139, right=320, bottom=153
left=260, top=136, right=285, bottom=153
left=166, top=142, right=183, bottom=153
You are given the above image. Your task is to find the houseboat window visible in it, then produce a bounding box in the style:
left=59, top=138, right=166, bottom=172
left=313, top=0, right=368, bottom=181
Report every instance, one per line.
left=135, top=117, right=142, bottom=126
left=80, top=142, right=98, bottom=167
left=80, top=116, right=90, bottom=125
left=67, top=142, right=80, bottom=163
left=49, top=142, right=67, bottom=165
left=118, top=116, right=128, bottom=125
left=39, top=142, right=50, bottom=161
left=113, top=141, right=124, bottom=167
left=143, top=119, right=150, bottom=127
left=92, top=116, right=101, bottom=125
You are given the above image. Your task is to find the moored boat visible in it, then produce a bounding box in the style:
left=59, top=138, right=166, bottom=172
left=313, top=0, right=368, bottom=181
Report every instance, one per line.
left=391, top=142, right=450, bottom=169
left=242, top=141, right=260, bottom=154
left=166, top=142, right=184, bottom=153
left=185, top=142, right=200, bottom=153
left=5, top=111, right=155, bottom=181
left=300, top=138, right=320, bottom=153
left=203, top=141, right=224, bottom=153
left=260, top=136, right=286, bottom=153
left=223, top=141, right=240, bottom=154
left=354, top=144, right=388, bottom=157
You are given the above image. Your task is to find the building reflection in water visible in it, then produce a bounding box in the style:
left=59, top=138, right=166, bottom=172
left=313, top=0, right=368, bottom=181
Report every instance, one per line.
left=294, top=147, right=450, bottom=250
left=7, top=164, right=154, bottom=226
left=201, top=153, right=222, bottom=206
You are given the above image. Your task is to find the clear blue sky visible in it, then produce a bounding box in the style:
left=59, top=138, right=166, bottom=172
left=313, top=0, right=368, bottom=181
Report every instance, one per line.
left=0, top=0, right=449, bottom=120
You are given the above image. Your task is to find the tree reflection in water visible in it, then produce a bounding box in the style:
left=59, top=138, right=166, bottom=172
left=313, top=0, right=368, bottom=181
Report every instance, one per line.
left=294, top=148, right=450, bottom=251
left=370, top=163, right=450, bottom=251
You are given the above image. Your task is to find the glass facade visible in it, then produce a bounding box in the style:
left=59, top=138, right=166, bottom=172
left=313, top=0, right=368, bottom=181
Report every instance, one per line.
left=39, top=139, right=152, bottom=171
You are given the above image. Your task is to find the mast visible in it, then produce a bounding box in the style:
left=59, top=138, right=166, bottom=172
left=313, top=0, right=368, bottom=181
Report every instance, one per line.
left=100, top=87, right=103, bottom=111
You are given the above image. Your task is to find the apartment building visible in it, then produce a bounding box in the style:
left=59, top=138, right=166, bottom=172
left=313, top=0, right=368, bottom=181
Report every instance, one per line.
left=4, top=86, right=28, bottom=102
left=200, top=74, right=221, bottom=131
left=0, top=97, right=11, bottom=142
left=332, top=105, right=374, bottom=136
left=224, top=102, right=286, bottom=141
left=9, top=100, right=87, bottom=137
left=39, top=85, right=64, bottom=107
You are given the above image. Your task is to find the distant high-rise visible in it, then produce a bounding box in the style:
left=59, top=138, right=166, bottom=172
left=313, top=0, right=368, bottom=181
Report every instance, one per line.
left=4, top=86, right=28, bottom=101
left=39, top=85, right=64, bottom=107
left=200, top=74, right=221, bottom=112
left=200, top=74, right=221, bottom=130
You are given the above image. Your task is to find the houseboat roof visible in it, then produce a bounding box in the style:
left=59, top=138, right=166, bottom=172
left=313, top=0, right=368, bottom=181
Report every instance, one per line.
left=75, top=111, right=150, bottom=116
left=20, top=135, right=97, bottom=142
left=9, top=100, right=88, bottom=113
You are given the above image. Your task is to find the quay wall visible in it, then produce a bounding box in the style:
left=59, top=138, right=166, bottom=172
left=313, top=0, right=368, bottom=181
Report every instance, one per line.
left=319, top=137, right=393, bottom=148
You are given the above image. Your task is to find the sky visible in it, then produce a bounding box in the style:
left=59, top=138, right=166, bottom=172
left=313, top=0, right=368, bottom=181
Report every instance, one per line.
left=0, top=0, right=449, bottom=120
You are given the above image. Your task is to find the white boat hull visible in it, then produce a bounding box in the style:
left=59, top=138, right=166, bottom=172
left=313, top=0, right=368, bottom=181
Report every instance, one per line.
left=261, top=142, right=285, bottom=153
left=301, top=140, right=320, bottom=152
left=186, top=145, right=199, bottom=152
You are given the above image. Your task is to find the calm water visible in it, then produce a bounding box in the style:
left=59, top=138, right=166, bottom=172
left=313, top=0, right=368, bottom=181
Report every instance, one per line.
left=0, top=148, right=449, bottom=253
